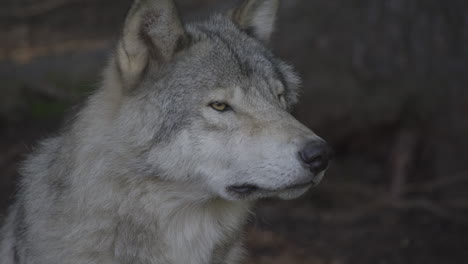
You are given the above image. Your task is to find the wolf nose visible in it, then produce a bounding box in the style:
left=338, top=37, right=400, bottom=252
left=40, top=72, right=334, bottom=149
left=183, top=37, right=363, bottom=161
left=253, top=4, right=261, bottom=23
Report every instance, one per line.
left=299, top=141, right=333, bottom=173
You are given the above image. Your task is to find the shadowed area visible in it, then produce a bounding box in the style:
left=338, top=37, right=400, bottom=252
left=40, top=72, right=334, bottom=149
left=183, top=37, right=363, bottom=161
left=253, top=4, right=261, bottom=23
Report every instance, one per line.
left=1, top=0, right=468, bottom=263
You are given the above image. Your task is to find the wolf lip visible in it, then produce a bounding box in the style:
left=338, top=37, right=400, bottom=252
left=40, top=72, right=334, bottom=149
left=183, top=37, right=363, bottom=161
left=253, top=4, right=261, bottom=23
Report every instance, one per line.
left=228, top=180, right=316, bottom=195
left=227, top=184, right=259, bottom=195
left=282, top=180, right=317, bottom=190
left=262, top=180, right=316, bottom=192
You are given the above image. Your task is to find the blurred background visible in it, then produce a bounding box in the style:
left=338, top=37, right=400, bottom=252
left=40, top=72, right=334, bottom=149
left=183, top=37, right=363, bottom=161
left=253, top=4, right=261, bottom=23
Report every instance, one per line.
left=1, top=0, right=468, bottom=263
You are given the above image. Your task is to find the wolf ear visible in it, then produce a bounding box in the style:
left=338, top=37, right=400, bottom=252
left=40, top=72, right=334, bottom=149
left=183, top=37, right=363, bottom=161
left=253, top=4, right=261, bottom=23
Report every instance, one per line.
left=116, top=0, right=186, bottom=89
left=229, top=0, right=280, bottom=43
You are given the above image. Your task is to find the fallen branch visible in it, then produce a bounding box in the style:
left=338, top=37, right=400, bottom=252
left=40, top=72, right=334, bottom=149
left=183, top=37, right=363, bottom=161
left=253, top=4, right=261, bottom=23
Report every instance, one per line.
left=391, top=198, right=468, bottom=223
left=389, top=128, right=418, bottom=200
left=0, top=0, right=84, bottom=18
left=409, top=172, right=468, bottom=193
left=319, top=182, right=379, bottom=198
left=321, top=196, right=468, bottom=224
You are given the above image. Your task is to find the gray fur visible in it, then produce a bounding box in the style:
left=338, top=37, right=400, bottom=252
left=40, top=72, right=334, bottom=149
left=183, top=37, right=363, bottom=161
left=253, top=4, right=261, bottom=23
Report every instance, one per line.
left=0, top=0, right=328, bottom=263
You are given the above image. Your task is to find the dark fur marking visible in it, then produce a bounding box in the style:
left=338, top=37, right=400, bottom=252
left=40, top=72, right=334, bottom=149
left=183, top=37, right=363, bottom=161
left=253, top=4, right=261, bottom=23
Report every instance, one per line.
left=47, top=151, right=65, bottom=193
left=139, top=16, right=165, bottom=64
left=13, top=204, right=26, bottom=263
left=173, top=34, right=192, bottom=54
left=115, top=52, right=124, bottom=80
left=13, top=242, right=20, bottom=264
left=197, top=22, right=292, bottom=106
left=199, top=20, right=287, bottom=95
left=242, top=26, right=257, bottom=39
left=13, top=204, right=25, bottom=238
left=230, top=17, right=290, bottom=93
left=271, top=59, right=288, bottom=90
left=197, top=27, right=254, bottom=77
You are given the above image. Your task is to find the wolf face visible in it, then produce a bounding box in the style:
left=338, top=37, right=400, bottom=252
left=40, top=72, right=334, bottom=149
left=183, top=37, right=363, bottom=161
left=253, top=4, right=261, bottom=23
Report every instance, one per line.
left=110, top=0, right=332, bottom=201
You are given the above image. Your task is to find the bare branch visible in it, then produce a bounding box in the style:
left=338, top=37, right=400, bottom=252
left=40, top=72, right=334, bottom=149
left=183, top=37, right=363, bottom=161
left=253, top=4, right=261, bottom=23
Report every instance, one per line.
left=389, top=129, right=418, bottom=200
left=409, top=171, right=468, bottom=193
left=0, top=0, right=84, bottom=18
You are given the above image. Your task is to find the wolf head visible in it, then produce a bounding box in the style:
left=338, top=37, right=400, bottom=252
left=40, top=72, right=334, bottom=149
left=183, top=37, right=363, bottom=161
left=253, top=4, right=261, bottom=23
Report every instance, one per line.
left=103, top=0, right=332, bottom=201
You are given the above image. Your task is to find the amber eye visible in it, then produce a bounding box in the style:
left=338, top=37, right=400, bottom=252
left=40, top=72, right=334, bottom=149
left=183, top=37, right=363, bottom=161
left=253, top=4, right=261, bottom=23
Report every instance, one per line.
left=209, top=102, right=230, bottom=112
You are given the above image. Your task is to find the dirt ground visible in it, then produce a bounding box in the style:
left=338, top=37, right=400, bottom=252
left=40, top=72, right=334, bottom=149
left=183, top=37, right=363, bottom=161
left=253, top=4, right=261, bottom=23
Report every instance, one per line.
left=1, top=117, right=467, bottom=264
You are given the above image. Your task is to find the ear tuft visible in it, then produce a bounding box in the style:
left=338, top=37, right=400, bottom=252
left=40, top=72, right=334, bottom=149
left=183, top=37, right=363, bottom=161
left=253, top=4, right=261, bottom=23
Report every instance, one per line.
left=230, top=0, right=280, bottom=43
left=116, top=0, right=186, bottom=90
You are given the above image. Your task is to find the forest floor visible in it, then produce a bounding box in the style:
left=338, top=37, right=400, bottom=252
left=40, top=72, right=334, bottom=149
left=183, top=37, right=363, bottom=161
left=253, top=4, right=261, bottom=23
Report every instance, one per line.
left=1, top=116, right=467, bottom=264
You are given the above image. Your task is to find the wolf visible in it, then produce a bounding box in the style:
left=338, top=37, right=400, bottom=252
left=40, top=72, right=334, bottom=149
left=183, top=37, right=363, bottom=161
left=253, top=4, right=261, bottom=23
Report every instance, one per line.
left=0, top=0, right=332, bottom=263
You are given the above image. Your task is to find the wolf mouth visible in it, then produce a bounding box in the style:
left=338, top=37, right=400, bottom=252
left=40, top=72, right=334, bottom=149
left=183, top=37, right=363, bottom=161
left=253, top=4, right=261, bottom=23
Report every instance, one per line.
left=227, top=180, right=316, bottom=195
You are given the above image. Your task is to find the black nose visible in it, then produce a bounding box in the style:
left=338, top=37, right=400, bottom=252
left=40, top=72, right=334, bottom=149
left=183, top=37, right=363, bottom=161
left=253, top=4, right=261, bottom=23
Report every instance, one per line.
left=299, top=141, right=333, bottom=173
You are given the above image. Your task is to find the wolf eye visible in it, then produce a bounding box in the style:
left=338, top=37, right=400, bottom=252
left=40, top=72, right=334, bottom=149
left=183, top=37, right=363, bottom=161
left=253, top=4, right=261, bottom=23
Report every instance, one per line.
left=209, top=102, right=231, bottom=112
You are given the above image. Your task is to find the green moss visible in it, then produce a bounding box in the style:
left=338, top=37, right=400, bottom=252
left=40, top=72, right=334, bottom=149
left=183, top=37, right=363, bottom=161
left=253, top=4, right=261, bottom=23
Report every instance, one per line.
left=29, top=101, right=69, bottom=119
left=46, top=73, right=96, bottom=97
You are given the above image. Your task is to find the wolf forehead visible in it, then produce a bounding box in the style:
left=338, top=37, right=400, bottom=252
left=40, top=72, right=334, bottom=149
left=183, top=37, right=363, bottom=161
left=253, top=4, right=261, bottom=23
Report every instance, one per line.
left=142, top=15, right=300, bottom=103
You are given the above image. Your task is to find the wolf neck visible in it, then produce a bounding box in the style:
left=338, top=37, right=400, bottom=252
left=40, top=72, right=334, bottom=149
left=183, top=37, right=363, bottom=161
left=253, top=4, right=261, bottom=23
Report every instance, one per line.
left=62, top=127, right=251, bottom=263
left=112, top=177, right=252, bottom=263
left=65, top=148, right=251, bottom=263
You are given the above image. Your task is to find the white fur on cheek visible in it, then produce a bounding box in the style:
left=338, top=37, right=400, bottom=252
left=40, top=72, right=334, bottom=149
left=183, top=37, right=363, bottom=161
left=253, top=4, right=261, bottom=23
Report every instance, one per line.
left=192, top=133, right=239, bottom=199
left=146, top=130, right=197, bottom=180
